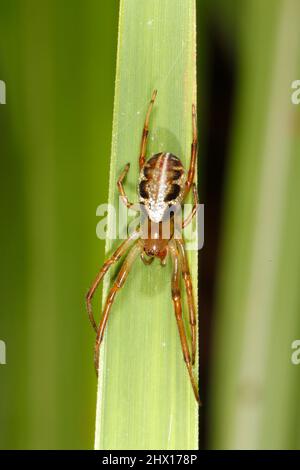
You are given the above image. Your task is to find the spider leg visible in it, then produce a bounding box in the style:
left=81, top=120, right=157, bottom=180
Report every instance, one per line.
left=182, top=183, right=198, bottom=229
left=117, top=163, right=136, bottom=209
left=170, top=240, right=200, bottom=404
left=94, top=242, right=142, bottom=374
left=139, top=89, right=157, bottom=170
left=184, top=104, right=197, bottom=198
left=86, top=230, right=140, bottom=332
left=176, top=239, right=197, bottom=365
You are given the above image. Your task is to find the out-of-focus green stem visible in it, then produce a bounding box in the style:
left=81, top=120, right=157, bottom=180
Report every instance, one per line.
left=211, top=0, right=300, bottom=450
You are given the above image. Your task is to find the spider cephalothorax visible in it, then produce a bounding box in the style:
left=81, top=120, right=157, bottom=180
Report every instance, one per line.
left=86, top=90, right=200, bottom=403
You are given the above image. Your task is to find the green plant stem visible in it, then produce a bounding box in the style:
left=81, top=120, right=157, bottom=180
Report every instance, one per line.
left=95, top=0, right=198, bottom=451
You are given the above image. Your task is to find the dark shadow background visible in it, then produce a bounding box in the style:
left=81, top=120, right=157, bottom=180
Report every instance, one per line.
left=197, top=3, right=237, bottom=447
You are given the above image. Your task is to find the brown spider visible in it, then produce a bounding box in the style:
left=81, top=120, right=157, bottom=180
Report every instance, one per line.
left=86, top=90, right=200, bottom=403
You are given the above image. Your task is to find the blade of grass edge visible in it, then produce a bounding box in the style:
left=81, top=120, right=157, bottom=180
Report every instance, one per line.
left=95, top=0, right=198, bottom=450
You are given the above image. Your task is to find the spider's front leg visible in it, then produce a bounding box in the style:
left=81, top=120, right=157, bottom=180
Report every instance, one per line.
left=176, top=239, right=197, bottom=365
left=86, top=230, right=139, bottom=332
left=169, top=240, right=200, bottom=404
left=94, top=242, right=142, bottom=374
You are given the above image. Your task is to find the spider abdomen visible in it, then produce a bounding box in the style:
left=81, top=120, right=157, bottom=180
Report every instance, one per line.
left=139, top=152, right=186, bottom=223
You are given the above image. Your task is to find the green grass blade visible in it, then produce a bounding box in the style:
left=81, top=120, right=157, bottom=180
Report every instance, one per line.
left=210, top=0, right=300, bottom=450
left=95, top=0, right=198, bottom=450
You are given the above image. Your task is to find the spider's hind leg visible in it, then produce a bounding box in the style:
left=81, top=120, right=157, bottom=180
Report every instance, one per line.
left=184, top=104, right=198, bottom=198
left=182, top=183, right=198, bottom=229
left=117, top=163, right=137, bottom=209
left=139, top=89, right=157, bottom=169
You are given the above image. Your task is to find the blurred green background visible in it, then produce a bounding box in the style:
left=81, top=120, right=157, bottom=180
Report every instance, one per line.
left=0, top=0, right=118, bottom=449
left=1, top=0, right=300, bottom=450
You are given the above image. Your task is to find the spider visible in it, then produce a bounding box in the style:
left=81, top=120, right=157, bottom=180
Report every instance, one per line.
left=86, top=90, right=200, bottom=403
